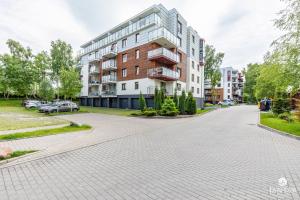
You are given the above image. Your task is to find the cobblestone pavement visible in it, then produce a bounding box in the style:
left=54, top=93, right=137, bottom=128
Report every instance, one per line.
left=1, top=105, right=300, bottom=199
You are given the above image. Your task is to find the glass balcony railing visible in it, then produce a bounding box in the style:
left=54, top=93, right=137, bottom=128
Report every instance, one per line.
left=101, top=45, right=118, bottom=58
left=102, top=59, right=117, bottom=70
left=102, top=75, right=117, bottom=83
left=148, top=67, right=179, bottom=80
left=102, top=90, right=117, bottom=96
left=148, top=47, right=179, bottom=63
left=148, top=27, right=179, bottom=47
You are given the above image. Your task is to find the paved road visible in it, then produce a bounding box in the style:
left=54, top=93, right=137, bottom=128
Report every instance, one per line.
left=1, top=105, right=300, bottom=199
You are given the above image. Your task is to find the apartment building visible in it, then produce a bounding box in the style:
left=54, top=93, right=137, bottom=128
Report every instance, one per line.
left=204, top=67, right=244, bottom=103
left=77, top=4, right=205, bottom=109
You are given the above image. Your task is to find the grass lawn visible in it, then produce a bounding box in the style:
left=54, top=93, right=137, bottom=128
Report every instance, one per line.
left=260, top=113, right=300, bottom=136
left=79, top=106, right=138, bottom=116
left=0, top=150, right=37, bottom=161
left=0, top=99, right=22, bottom=107
left=0, top=107, right=68, bottom=131
left=197, top=108, right=214, bottom=115
left=0, top=125, right=91, bottom=140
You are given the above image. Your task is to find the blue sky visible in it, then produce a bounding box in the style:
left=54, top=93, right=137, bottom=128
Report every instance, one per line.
left=0, top=0, right=284, bottom=69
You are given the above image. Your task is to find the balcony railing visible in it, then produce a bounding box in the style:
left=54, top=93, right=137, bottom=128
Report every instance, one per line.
left=89, top=68, right=100, bottom=74
left=148, top=67, right=179, bottom=81
left=102, top=90, right=117, bottom=97
left=89, top=80, right=100, bottom=85
left=148, top=48, right=179, bottom=64
left=102, top=59, right=117, bottom=71
left=148, top=27, right=179, bottom=48
left=89, top=92, right=100, bottom=96
left=102, top=75, right=117, bottom=83
left=102, top=45, right=118, bottom=59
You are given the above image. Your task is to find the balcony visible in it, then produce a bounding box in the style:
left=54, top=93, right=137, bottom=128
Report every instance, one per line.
left=89, top=92, right=100, bottom=97
left=88, top=55, right=101, bottom=63
left=148, top=67, right=179, bottom=81
left=148, top=27, right=179, bottom=48
left=102, top=45, right=118, bottom=59
left=102, top=90, right=117, bottom=97
left=89, top=80, right=101, bottom=86
left=89, top=69, right=100, bottom=74
left=148, top=48, right=179, bottom=65
left=102, top=59, right=117, bottom=71
left=102, top=75, right=117, bottom=84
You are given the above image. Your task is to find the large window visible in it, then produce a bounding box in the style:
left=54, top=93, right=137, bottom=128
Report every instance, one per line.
left=122, top=83, right=126, bottom=90
left=177, top=68, right=181, bottom=78
left=135, top=33, right=140, bottom=43
left=177, top=83, right=181, bottom=91
left=197, top=76, right=200, bottom=83
left=177, top=21, right=182, bottom=34
left=135, top=50, right=140, bottom=59
left=122, top=68, right=127, bottom=77
left=192, top=74, right=195, bottom=82
left=191, top=87, right=194, bottom=93
left=192, top=48, right=195, bottom=56
left=192, top=61, right=194, bottom=69
left=134, top=82, right=139, bottom=90
left=197, top=88, right=200, bottom=94
left=122, top=38, right=127, bottom=48
left=192, top=35, right=195, bottom=43
left=122, top=54, right=127, bottom=63
left=178, top=37, right=182, bottom=47
left=135, top=66, right=139, bottom=75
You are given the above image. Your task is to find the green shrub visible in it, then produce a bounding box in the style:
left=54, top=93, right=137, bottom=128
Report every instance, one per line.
left=278, top=112, right=294, bottom=123
left=179, top=90, right=186, bottom=115
left=173, top=89, right=178, bottom=108
left=130, top=112, right=143, bottom=116
left=139, top=92, right=146, bottom=112
left=154, top=88, right=162, bottom=110
left=185, top=92, right=197, bottom=115
left=160, top=97, right=179, bottom=116
left=143, top=109, right=157, bottom=117
left=272, top=98, right=291, bottom=115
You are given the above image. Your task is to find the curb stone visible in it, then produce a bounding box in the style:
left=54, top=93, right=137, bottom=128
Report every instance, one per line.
left=257, top=123, right=300, bottom=141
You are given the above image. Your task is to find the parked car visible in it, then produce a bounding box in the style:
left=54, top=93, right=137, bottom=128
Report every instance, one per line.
left=218, top=99, right=234, bottom=106
left=39, top=102, right=79, bottom=113
left=25, top=100, right=41, bottom=109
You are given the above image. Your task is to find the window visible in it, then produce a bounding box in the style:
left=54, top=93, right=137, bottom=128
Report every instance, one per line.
left=228, top=95, right=230, bottom=99
left=135, top=50, right=140, bottom=59
left=177, top=21, right=182, bottom=34
left=178, top=52, right=182, bottom=62
left=217, top=83, right=221, bottom=87
left=122, top=38, right=127, bottom=48
left=197, top=64, right=200, bottom=71
left=177, top=68, right=181, bottom=77
left=192, top=61, right=194, bottom=69
left=192, top=74, right=194, bottom=82
left=192, top=35, right=195, bottom=43
left=191, top=87, right=194, bottom=93
left=197, top=88, right=200, bottom=94
left=228, top=83, right=230, bottom=87
left=197, top=76, right=200, bottom=83
left=135, top=66, right=139, bottom=75
left=122, top=83, right=126, bottom=90
left=228, top=89, right=230, bottom=93
left=122, top=54, right=127, bottom=62
left=122, top=68, right=127, bottom=77
left=177, top=83, right=181, bottom=91
left=178, top=37, right=182, bottom=47
left=134, top=82, right=139, bottom=90
left=192, top=48, right=195, bottom=56
left=135, top=33, right=140, bottom=43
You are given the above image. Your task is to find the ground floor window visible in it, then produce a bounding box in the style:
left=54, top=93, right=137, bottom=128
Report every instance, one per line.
left=122, top=83, right=126, bottom=90
left=135, top=82, right=139, bottom=90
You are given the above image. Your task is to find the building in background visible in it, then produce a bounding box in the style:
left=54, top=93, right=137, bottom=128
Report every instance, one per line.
left=77, top=4, right=205, bottom=109
left=204, top=67, right=244, bottom=103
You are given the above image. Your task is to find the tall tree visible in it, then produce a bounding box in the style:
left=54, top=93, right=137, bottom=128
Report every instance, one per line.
left=50, top=40, right=74, bottom=99
left=243, top=63, right=261, bottom=103
left=60, top=68, right=82, bottom=100
left=38, top=79, right=54, bottom=101
left=0, top=39, right=34, bottom=97
left=204, top=45, right=224, bottom=104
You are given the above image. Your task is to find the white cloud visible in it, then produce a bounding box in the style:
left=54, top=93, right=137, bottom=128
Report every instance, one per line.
left=0, top=0, right=92, bottom=54
left=0, top=0, right=286, bottom=69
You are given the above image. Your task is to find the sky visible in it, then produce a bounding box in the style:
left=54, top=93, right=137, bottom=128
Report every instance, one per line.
left=0, top=0, right=285, bottom=70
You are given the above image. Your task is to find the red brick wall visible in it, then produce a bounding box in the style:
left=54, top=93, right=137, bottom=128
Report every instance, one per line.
left=112, top=42, right=187, bottom=82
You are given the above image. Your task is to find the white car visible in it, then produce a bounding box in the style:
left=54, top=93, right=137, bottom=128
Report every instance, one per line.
left=218, top=99, right=234, bottom=106
left=25, top=101, right=41, bottom=109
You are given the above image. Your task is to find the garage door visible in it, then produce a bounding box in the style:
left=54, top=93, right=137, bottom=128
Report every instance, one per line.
left=146, top=98, right=154, bottom=108
left=101, top=98, right=107, bottom=107
left=131, top=98, right=139, bottom=109
left=119, top=98, right=128, bottom=109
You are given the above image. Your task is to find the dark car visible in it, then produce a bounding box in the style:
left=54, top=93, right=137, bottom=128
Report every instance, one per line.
left=39, top=102, right=79, bottom=113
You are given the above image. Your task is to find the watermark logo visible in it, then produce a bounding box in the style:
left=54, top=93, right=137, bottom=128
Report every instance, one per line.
left=269, top=177, right=297, bottom=195
left=278, top=177, right=288, bottom=187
